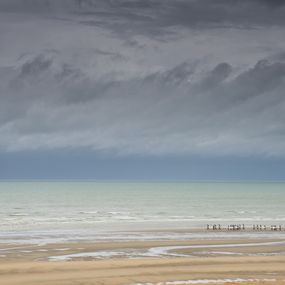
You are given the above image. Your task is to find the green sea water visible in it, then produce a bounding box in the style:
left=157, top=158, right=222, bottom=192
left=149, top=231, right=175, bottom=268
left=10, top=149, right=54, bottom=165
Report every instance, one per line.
left=0, top=182, right=284, bottom=243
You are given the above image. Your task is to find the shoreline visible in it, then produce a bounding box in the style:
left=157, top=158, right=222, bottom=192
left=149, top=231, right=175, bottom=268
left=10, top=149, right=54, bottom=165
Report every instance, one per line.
left=1, top=227, right=285, bottom=247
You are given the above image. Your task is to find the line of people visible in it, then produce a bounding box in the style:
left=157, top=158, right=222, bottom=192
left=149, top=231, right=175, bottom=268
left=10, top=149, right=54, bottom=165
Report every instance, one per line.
left=206, top=224, right=283, bottom=231
left=253, top=225, right=282, bottom=231
left=206, top=224, right=246, bottom=230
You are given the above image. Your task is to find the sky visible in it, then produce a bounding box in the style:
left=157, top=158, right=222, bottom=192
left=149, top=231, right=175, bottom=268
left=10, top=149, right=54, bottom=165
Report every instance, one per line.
left=0, top=0, right=285, bottom=180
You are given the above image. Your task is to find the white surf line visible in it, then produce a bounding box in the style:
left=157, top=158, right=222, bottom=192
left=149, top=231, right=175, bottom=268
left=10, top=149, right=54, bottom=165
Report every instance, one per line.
left=130, top=278, right=277, bottom=285
left=48, top=240, right=285, bottom=261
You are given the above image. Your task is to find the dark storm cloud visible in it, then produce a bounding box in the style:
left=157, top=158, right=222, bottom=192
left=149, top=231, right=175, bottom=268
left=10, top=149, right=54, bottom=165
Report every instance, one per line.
left=232, top=60, right=285, bottom=101
left=1, top=51, right=285, bottom=155
left=1, top=1, right=285, bottom=37
left=258, top=0, right=285, bottom=7
left=0, top=0, right=285, bottom=156
left=72, top=0, right=285, bottom=39
left=194, top=63, right=232, bottom=92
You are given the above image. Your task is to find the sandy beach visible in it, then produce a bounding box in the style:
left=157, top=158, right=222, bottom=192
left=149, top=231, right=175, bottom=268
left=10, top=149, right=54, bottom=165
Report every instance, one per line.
left=1, top=238, right=285, bottom=285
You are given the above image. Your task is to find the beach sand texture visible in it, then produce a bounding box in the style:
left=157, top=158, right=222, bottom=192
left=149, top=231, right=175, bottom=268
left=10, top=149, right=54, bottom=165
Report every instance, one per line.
left=1, top=239, right=285, bottom=285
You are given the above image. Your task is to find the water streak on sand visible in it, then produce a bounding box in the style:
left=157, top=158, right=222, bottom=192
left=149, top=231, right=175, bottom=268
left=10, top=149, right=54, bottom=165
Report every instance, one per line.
left=147, top=240, right=285, bottom=257
left=130, top=278, right=277, bottom=285
left=48, top=240, right=285, bottom=261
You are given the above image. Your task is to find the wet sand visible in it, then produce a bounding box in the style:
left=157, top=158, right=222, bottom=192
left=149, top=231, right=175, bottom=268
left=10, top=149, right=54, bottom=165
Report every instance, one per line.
left=0, top=238, right=285, bottom=285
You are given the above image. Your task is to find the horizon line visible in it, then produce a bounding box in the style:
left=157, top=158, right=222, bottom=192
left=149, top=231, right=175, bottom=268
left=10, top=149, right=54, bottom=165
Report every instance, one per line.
left=1, top=179, right=285, bottom=183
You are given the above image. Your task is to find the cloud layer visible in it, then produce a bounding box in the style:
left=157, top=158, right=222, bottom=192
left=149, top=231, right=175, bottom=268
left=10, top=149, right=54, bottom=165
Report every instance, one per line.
left=0, top=0, right=285, bottom=157
left=2, top=0, right=285, bottom=30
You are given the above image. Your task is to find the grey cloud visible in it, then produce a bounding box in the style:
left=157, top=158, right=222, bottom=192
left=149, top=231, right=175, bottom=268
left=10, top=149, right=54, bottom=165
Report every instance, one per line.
left=1, top=53, right=285, bottom=156
left=258, top=0, right=285, bottom=7
left=144, top=62, right=196, bottom=86
left=19, top=55, right=52, bottom=78
left=158, top=1, right=285, bottom=29
left=12, top=54, right=84, bottom=92
left=232, top=60, right=285, bottom=101
left=1, top=1, right=285, bottom=39
left=1, top=1, right=285, bottom=157
left=195, top=63, right=232, bottom=92
left=71, top=1, right=285, bottom=39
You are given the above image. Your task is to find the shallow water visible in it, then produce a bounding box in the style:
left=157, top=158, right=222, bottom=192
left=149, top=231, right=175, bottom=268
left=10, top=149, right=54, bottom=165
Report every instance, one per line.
left=0, top=182, right=284, bottom=243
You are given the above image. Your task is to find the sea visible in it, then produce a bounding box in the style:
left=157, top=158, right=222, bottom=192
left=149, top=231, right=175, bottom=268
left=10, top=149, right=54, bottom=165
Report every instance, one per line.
left=0, top=182, right=284, bottom=244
